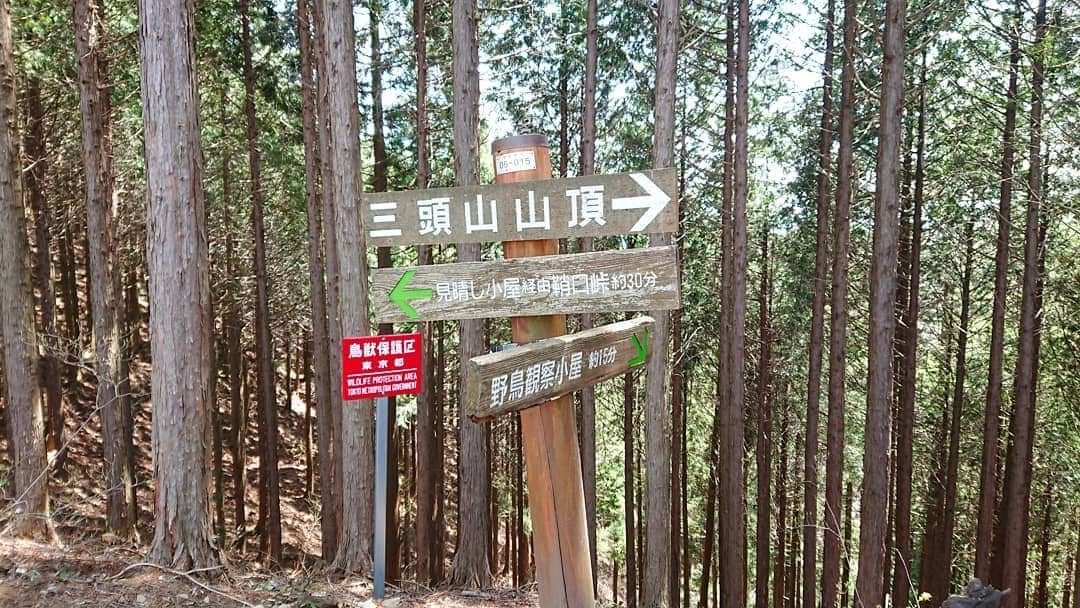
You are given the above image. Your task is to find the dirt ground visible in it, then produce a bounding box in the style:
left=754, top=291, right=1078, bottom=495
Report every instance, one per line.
left=0, top=537, right=540, bottom=608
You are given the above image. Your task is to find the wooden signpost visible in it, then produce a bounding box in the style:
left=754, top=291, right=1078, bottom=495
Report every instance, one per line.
left=360, top=133, right=679, bottom=607
left=464, top=316, right=653, bottom=420
left=360, top=167, right=677, bottom=247
left=371, top=247, right=679, bottom=322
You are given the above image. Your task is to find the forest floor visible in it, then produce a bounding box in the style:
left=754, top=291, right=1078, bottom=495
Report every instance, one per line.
left=0, top=357, right=543, bottom=607
left=0, top=535, right=539, bottom=607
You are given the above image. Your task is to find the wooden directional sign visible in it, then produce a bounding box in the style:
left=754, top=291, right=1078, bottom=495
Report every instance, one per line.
left=464, top=316, right=654, bottom=420
left=360, top=168, right=677, bottom=247
left=371, top=246, right=680, bottom=323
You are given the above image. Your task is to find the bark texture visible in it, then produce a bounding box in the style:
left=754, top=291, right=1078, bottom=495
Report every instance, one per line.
left=0, top=0, right=50, bottom=539
left=316, top=0, right=374, bottom=574
left=447, top=0, right=490, bottom=587
left=856, top=0, right=905, bottom=603
left=644, top=0, right=678, bottom=604
left=999, top=1, right=1047, bottom=604
left=138, top=0, right=219, bottom=569
left=74, top=0, right=137, bottom=539
left=975, top=1, right=1021, bottom=579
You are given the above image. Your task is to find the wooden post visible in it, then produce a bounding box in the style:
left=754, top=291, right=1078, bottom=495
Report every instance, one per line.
left=494, top=134, right=595, bottom=606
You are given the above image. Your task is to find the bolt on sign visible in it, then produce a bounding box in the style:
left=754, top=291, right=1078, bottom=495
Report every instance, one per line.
left=340, top=333, right=423, bottom=400
left=360, top=168, right=677, bottom=247
left=464, top=316, right=653, bottom=421
left=372, top=246, right=680, bottom=323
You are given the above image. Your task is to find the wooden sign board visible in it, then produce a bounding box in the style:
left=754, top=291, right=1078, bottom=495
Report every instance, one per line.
left=464, top=316, right=654, bottom=420
left=371, top=246, right=680, bottom=323
left=361, top=168, right=677, bottom=247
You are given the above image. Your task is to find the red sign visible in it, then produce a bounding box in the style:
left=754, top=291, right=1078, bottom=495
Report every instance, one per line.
left=341, top=333, right=423, bottom=400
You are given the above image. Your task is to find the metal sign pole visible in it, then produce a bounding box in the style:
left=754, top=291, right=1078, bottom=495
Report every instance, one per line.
left=373, top=395, right=388, bottom=600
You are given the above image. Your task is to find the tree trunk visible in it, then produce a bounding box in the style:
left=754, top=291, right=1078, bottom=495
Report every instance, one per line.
left=773, top=402, right=789, bottom=608
left=318, top=0, right=375, bottom=574
left=841, top=482, right=853, bottom=608
left=447, top=0, right=490, bottom=587
left=0, top=0, right=50, bottom=539
left=821, top=3, right=855, bottom=600
left=240, top=0, right=281, bottom=563
left=368, top=0, right=400, bottom=581
left=412, top=0, right=441, bottom=584
left=139, top=0, right=218, bottom=569
left=579, top=0, right=599, bottom=589
left=756, top=229, right=773, bottom=608
left=1033, top=489, right=1052, bottom=608
left=75, top=0, right=137, bottom=541
left=805, top=0, right=834, bottom=603
left=999, top=1, right=1047, bottom=604
left=644, top=0, right=678, bottom=604
left=23, top=78, right=63, bottom=461
left=698, top=357, right=722, bottom=608
left=975, top=0, right=1020, bottom=580
left=223, top=156, right=246, bottom=541
left=720, top=0, right=750, bottom=606
left=890, top=58, right=927, bottom=608
left=303, top=336, right=314, bottom=497
left=296, top=0, right=337, bottom=561
left=856, top=0, right=905, bottom=602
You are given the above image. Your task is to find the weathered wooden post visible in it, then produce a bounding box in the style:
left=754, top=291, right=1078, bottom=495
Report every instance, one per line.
left=493, top=134, right=595, bottom=606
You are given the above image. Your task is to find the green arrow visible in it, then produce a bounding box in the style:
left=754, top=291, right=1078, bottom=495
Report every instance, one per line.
left=389, top=269, right=433, bottom=319
left=629, top=330, right=648, bottom=367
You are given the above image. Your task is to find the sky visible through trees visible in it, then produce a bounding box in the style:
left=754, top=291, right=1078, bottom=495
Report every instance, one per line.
left=0, top=0, right=1078, bottom=606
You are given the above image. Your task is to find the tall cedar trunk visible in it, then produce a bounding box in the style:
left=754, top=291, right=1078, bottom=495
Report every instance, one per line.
left=930, top=220, right=973, bottom=606
left=139, top=0, right=218, bottom=568
left=0, top=0, right=50, bottom=538
left=773, top=402, right=789, bottom=608
left=224, top=151, right=247, bottom=538
left=447, top=0, right=490, bottom=586
left=319, top=0, right=375, bottom=574
left=890, top=59, right=927, bottom=608
left=23, top=78, right=63, bottom=458
left=976, top=0, right=1021, bottom=580
left=579, top=0, right=599, bottom=590
left=1033, top=489, right=1052, bottom=608
left=303, top=337, right=314, bottom=497
left=841, top=482, right=853, bottom=608
left=789, top=428, right=804, bottom=608
left=720, top=1, right=750, bottom=607
left=625, top=359, right=638, bottom=608
left=755, top=229, right=773, bottom=608
left=856, top=0, right=905, bottom=602
left=435, top=319, right=447, bottom=580
left=75, top=0, right=137, bottom=542
left=313, top=0, right=345, bottom=546
left=413, top=0, right=440, bottom=582
left=698, top=356, right=723, bottom=608
left=368, top=0, right=400, bottom=581
left=805, top=0, right=834, bottom=603
left=60, top=219, right=81, bottom=365
left=297, top=0, right=337, bottom=560
left=295, top=0, right=332, bottom=557
left=822, top=2, right=856, bottom=606
left=999, top=0, right=1046, bottom=604
left=240, top=0, right=281, bottom=563
left=644, top=0, right=677, bottom=604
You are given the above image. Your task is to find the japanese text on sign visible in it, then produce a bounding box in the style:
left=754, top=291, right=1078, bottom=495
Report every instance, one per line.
left=487, top=345, right=617, bottom=410
left=341, top=333, right=423, bottom=400
left=435, top=271, right=657, bottom=303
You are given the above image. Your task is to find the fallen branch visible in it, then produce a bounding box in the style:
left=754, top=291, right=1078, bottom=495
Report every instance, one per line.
left=108, top=562, right=255, bottom=608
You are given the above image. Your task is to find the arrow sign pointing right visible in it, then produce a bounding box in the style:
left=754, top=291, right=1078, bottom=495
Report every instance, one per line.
left=612, top=172, right=672, bottom=232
